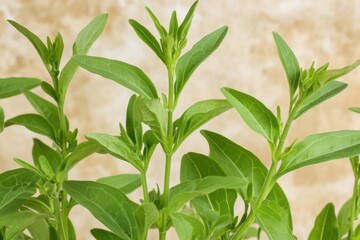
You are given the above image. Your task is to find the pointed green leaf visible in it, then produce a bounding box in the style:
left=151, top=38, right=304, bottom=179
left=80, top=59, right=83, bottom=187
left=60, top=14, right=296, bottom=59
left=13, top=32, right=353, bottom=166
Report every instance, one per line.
left=0, top=211, right=45, bottom=240
left=40, top=81, right=57, bottom=101
left=5, top=114, right=56, bottom=142
left=254, top=199, right=296, bottom=240
left=222, top=87, right=279, bottom=143
left=279, top=130, right=360, bottom=176
left=0, top=106, right=4, bottom=133
left=63, top=181, right=139, bottom=240
left=135, top=203, right=159, bottom=239
left=201, top=130, right=292, bottom=225
left=97, top=174, right=141, bottom=194
left=171, top=212, right=205, bottom=240
left=91, top=229, right=122, bottom=240
left=337, top=198, right=352, bottom=237
left=0, top=169, right=39, bottom=214
left=319, top=59, right=360, bottom=85
left=0, top=77, right=41, bottom=99
left=145, top=7, right=167, bottom=38
left=295, top=81, right=347, bottom=119
left=85, top=133, right=141, bottom=169
left=181, top=153, right=237, bottom=216
left=174, top=99, right=231, bottom=150
left=8, top=20, right=49, bottom=65
left=177, top=0, right=199, bottom=40
left=14, top=158, right=46, bottom=179
left=175, top=26, right=228, bottom=99
left=23, top=90, right=60, bottom=129
left=128, top=20, right=164, bottom=63
left=273, top=32, right=300, bottom=99
left=349, top=107, right=360, bottom=114
left=308, top=203, right=339, bottom=240
left=134, top=97, right=167, bottom=143
left=126, top=95, right=143, bottom=148
left=32, top=138, right=61, bottom=172
left=73, top=55, right=158, bottom=98
left=169, top=11, right=178, bottom=38
left=59, top=13, right=108, bottom=99
left=169, top=176, right=246, bottom=212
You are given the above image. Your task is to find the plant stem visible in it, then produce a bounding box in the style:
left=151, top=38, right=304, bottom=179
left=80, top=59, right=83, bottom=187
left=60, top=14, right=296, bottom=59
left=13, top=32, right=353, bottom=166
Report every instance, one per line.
left=348, top=156, right=359, bottom=240
left=232, top=102, right=299, bottom=240
left=141, top=170, right=149, bottom=203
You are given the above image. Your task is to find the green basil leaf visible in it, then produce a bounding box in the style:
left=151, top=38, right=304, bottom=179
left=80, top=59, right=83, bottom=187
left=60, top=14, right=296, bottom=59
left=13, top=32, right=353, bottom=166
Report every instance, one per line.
left=126, top=95, right=143, bottom=149
left=0, top=106, right=4, bottom=133
left=128, top=20, right=164, bottom=63
left=175, top=26, right=228, bottom=99
left=0, top=169, right=39, bottom=214
left=135, top=203, right=159, bottom=239
left=171, top=212, right=205, bottom=240
left=308, top=203, right=339, bottom=240
left=337, top=198, right=352, bottom=237
left=177, top=0, right=199, bottom=41
left=5, top=114, right=56, bottom=142
left=23, top=90, right=60, bottom=129
left=273, top=32, right=300, bottom=99
left=201, top=130, right=292, bottom=225
left=32, top=138, right=61, bottom=172
left=349, top=107, right=360, bottom=114
left=0, top=77, right=41, bottom=99
left=145, top=7, right=167, bottom=38
left=295, top=81, right=347, bottom=119
left=91, top=229, right=122, bottom=240
left=27, top=218, right=50, bottom=240
left=169, top=11, right=178, bottom=38
left=63, top=181, right=139, bottom=240
left=97, top=174, right=141, bottom=194
left=222, top=87, right=279, bottom=143
left=174, top=99, right=231, bottom=150
left=254, top=199, right=296, bottom=240
left=134, top=97, right=167, bottom=144
left=181, top=153, right=237, bottom=217
left=85, top=133, right=141, bottom=170
left=7, top=20, right=49, bottom=65
left=319, top=59, right=360, bottom=85
left=73, top=55, right=158, bottom=99
left=168, top=176, right=246, bottom=212
left=279, top=130, right=360, bottom=176
left=40, top=81, right=57, bottom=101
left=14, top=158, right=46, bottom=179
left=59, top=13, right=108, bottom=100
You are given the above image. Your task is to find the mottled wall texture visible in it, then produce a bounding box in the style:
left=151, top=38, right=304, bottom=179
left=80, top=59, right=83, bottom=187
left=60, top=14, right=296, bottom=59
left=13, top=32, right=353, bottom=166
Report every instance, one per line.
left=1, top=0, right=360, bottom=239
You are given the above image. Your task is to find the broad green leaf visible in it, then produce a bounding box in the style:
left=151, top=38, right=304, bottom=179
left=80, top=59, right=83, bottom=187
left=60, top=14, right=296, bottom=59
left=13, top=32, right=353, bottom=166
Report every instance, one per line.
left=85, top=133, right=141, bottom=170
left=32, top=138, right=61, bottom=172
left=27, top=218, right=50, bottom=240
left=7, top=20, right=49, bottom=65
left=59, top=14, right=108, bottom=98
left=168, top=176, right=246, bottom=212
left=174, top=99, right=232, bottom=150
left=337, top=198, right=352, bottom=237
left=0, top=77, right=41, bottom=99
left=181, top=153, right=237, bottom=216
left=91, top=229, right=122, bottom=240
left=97, top=174, right=141, bottom=194
left=23, top=90, right=60, bottom=129
left=175, top=26, right=228, bottom=99
left=128, top=20, right=164, bottom=63
left=63, top=181, right=139, bottom=240
left=273, top=32, right=300, bottom=99
left=319, top=59, right=360, bottom=85
left=135, top=203, right=159, bottom=239
left=201, top=130, right=292, bottom=225
left=73, top=13, right=108, bottom=55
left=171, top=212, right=205, bottom=240
left=134, top=97, right=167, bottom=144
left=222, top=87, right=279, bottom=143
left=177, top=0, right=199, bottom=40
left=0, top=106, right=4, bottom=133
left=73, top=55, right=158, bottom=99
left=349, top=107, right=360, bottom=114
left=126, top=95, right=143, bottom=149
left=5, top=113, right=56, bottom=142
left=0, top=169, right=39, bottom=214
left=61, top=141, right=101, bottom=174
left=295, top=81, right=347, bottom=119
left=145, top=7, right=167, bottom=38
left=254, top=199, right=296, bottom=240
left=0, top=211, right=45, bottom=240
left=279, top=130, right=360, bottom=176
left=308, top=203, right=339, bottom=240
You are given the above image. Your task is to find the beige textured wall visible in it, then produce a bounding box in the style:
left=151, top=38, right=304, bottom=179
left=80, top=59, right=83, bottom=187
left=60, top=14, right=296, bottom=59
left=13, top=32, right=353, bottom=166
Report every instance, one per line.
left=1, top=0, right=360, bottom=239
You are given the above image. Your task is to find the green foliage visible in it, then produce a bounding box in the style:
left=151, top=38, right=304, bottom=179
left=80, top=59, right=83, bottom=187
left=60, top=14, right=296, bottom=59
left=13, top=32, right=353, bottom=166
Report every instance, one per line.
left=308, top=203, right=339, bottom=240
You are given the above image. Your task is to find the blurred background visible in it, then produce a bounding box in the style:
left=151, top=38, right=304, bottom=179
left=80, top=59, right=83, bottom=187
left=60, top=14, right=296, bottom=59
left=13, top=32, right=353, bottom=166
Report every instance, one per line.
left=1, top=0, right=360, bottom=239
